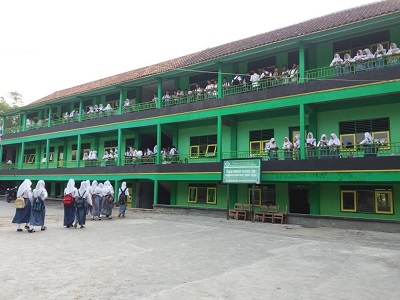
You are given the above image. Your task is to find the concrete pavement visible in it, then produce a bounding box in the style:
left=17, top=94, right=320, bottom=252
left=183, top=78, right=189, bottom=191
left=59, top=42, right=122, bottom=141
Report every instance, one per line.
left=0, top=199, right=399, bottom=300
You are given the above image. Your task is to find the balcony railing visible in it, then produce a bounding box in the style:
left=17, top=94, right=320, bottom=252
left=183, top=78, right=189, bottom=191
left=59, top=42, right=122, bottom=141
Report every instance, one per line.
left=2, top=141, right=399, bottom=171
left=3, top=55, right=399, bottom=135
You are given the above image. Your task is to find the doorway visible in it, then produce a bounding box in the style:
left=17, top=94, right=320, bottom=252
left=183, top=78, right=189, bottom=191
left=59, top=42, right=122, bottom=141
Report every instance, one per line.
left=289, top=184, right=310, bottom=214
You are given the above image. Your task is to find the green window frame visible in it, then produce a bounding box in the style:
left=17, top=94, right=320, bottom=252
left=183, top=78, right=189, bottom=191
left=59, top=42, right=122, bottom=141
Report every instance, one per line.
left=188, top=185, right=217, bottom=205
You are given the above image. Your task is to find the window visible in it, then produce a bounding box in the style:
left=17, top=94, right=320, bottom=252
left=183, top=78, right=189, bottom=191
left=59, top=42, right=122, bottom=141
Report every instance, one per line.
left=372, top=131, right=390, bottom=150
left=375, top=190, right=393, bottom=214
left=104, top=140, right=117, bottom=156
left=340, top=134, right=355, bottom=152
left=187, top=184, right=217, bottom=204
left=248, top=185, right=276, bottom=206
left=24, top=149, right=36, bottom=164
left=333, top=30, right=390, bottom=57
left=190, top=135, right=217, bottom=158
left=41, top=147, right=55, bottom=163
left=249, top=129, right=274, bottom=155
left=71, top=143, right=91, bottom=161
left=339, top=117, right=390, bottom=149
left=340, top=186, right=393, bottom=214
left=341, top=190, right=356, bottom=212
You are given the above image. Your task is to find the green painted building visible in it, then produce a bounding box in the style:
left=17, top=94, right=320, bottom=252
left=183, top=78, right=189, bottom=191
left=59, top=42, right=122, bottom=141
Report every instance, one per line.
left=1, top=0, right=400, bottom=229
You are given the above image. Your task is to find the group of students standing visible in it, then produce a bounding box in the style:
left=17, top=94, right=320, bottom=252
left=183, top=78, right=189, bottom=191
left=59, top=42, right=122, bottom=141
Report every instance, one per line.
left=11, top=178, right=130, bottom=232
left=263, top=131, right=375, bottom=160
left=12, top=179, right=48, bottom=233
left=63, top=179, right=130, bottom=228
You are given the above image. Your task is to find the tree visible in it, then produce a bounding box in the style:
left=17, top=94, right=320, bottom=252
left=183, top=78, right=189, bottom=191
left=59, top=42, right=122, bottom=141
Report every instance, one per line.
left=0, top=92, right=23, bottom=129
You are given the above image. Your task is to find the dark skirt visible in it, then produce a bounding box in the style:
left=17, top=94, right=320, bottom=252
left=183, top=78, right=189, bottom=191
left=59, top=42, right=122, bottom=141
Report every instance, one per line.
left=75, top=204, right=87, bottom=225
left=63, top=205, right=75, bottom=226
left=12, top=198, right=31, bottom=224
left=101, top=199, right=114, bottom=217
left=30, top=207, right=45, bottom=226
left=119, top=203, right=127, bottom=214
left=92, top=195, right=103, bottom=217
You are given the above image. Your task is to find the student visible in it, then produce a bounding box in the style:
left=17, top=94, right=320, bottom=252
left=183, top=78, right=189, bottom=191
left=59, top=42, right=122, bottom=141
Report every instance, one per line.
left=282, top=137, right=293, bottom=160
left=63, top=179, right=77, bottom=228
left=118, top=182, right=130, bottom=218
left=359, top=132, right=375, bottom=157
left=306, top=132, right=317, bottom=159
left=328, top=133, right=340, bottom=158
left=12, top=179, right=32, bottom=232
left=317, top=134, right=329, bottom=159
left=74, top=181, right=92, bottom=228
left=265, top=138, right=278, bottom=160
left=29, top=180, right=48, bottom=232
left=100, top=181, right=114, bottom=219
left=93, top=183, right=104, bottom=220
left=330, top=53, right=343, bottom=76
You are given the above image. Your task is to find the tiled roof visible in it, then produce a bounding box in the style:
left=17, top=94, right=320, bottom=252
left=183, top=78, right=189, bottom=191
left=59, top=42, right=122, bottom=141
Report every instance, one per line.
left=28, top=0, right=399, bottom=107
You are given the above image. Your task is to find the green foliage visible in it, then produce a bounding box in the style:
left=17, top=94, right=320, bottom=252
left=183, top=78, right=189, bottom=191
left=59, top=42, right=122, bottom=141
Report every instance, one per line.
left=0, top=92, right=23, bottom=129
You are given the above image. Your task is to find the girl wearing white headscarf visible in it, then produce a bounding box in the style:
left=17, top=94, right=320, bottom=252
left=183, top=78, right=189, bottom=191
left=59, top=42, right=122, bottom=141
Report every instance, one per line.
left=12, top=179, right=32, bottom=232
left=29, top=180, right=48, bottom=232
left=73, top=181, right=92, bottom=228
left=359, top=132, right=375, bottom=157
left=387, top=42, right=399, bottom=65
left=265, top=138, right=279, bottom=160
left=328, top=133, right=340, bottom=158
left=118, top=182, right=130, bottom=218
left=353, top=50, right=366, bottom=71
left=362, top=48, right=374, bottom=69
left=330, top=53, right=343, bottom=75
left=282, top=137, right=293, bottom=160
left=317, top=134, right=329, bottom=159
left=374, top=44, right=386, bottom=68
left=93, top=182, right=104, bottom=220
left=306, top=132, right=317, bottom=159
left=101, top=181, right=114, bottom=219
left=293, top=134, right=300, bottom=160
left=342, top=53, right=354, bottom=74
left=63, top=179, right=77, bottom=228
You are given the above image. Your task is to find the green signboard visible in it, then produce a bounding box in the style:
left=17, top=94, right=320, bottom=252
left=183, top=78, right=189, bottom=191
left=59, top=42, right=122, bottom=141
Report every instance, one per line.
left=222, top=158, right=262, bottom=184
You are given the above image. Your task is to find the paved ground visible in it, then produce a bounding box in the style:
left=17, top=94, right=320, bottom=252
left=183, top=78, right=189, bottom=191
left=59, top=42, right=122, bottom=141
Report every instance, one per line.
left=0, top=198, right=400, bottom=300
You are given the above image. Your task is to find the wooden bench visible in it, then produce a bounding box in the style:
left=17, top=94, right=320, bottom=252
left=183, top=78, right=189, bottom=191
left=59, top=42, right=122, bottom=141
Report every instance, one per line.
left=273, top=206, right=288, bottom=224
left=253, top=205, right=269, bottom=222
left=229, top=203, right=247, bottom=220
left=263, top=205, right=279, bottom=223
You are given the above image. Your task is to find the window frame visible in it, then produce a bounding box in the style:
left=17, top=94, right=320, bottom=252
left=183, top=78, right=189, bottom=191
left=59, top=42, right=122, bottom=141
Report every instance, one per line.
left=206, top=188, right=217, bottom=204
left=375, top=190, right=393, bottom=214
left=340, top=134, right=356, bottom=152
left=190, top=145, right=200, bottom=158
left=188, top=187, right=197, bottom=203
left=372, top=131, right=390, bottom=150
left=341, top=190, right=357, bottom=212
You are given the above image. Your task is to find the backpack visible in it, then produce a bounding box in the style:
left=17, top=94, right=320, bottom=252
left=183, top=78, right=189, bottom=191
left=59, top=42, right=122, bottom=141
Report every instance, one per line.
left=32, top=193, right=45, bottom=212
left=75, top=190, right=86, bottom=208
left=63, top=193, right=74, bottom=206
left=105, top=194, right=114, bottom=204
left=119, top=188, right=127, bottom=205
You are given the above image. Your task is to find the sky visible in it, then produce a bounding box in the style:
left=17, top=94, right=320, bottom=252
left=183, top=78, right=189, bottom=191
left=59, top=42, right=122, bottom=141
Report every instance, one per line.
left=0, top=0, right=381, bottom=106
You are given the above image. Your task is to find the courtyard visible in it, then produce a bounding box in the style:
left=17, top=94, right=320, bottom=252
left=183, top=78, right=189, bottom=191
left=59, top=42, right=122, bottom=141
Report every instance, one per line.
left=0, top=199, right=399, bottom=300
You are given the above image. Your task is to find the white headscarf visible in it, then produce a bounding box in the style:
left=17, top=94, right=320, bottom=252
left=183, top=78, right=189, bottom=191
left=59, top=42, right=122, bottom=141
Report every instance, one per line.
left=328, top=133, right=340, bottom=146
left=90, top=180, right=98, bottom=194
left=33, top=180, right=48, bottom=199
left=17, top=179, right=32, bottom=198
left=360, top=132, right=373, bottom=145
left=294, top=134, right=300, bottom=148
left=102, top=180, right=114, bottom=195
left=306, top=132, right=316, bottom=146
left=118, top=182, right=129, bottom=197
left=317, top=134, right=328, bottom=147
left=282, top=137, right=292, bottom=149
left=78, top=181, right=89, bottom=196
left=95, top=183, right=104, bottom=195
left=64, top=179, right=76, bottom=195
